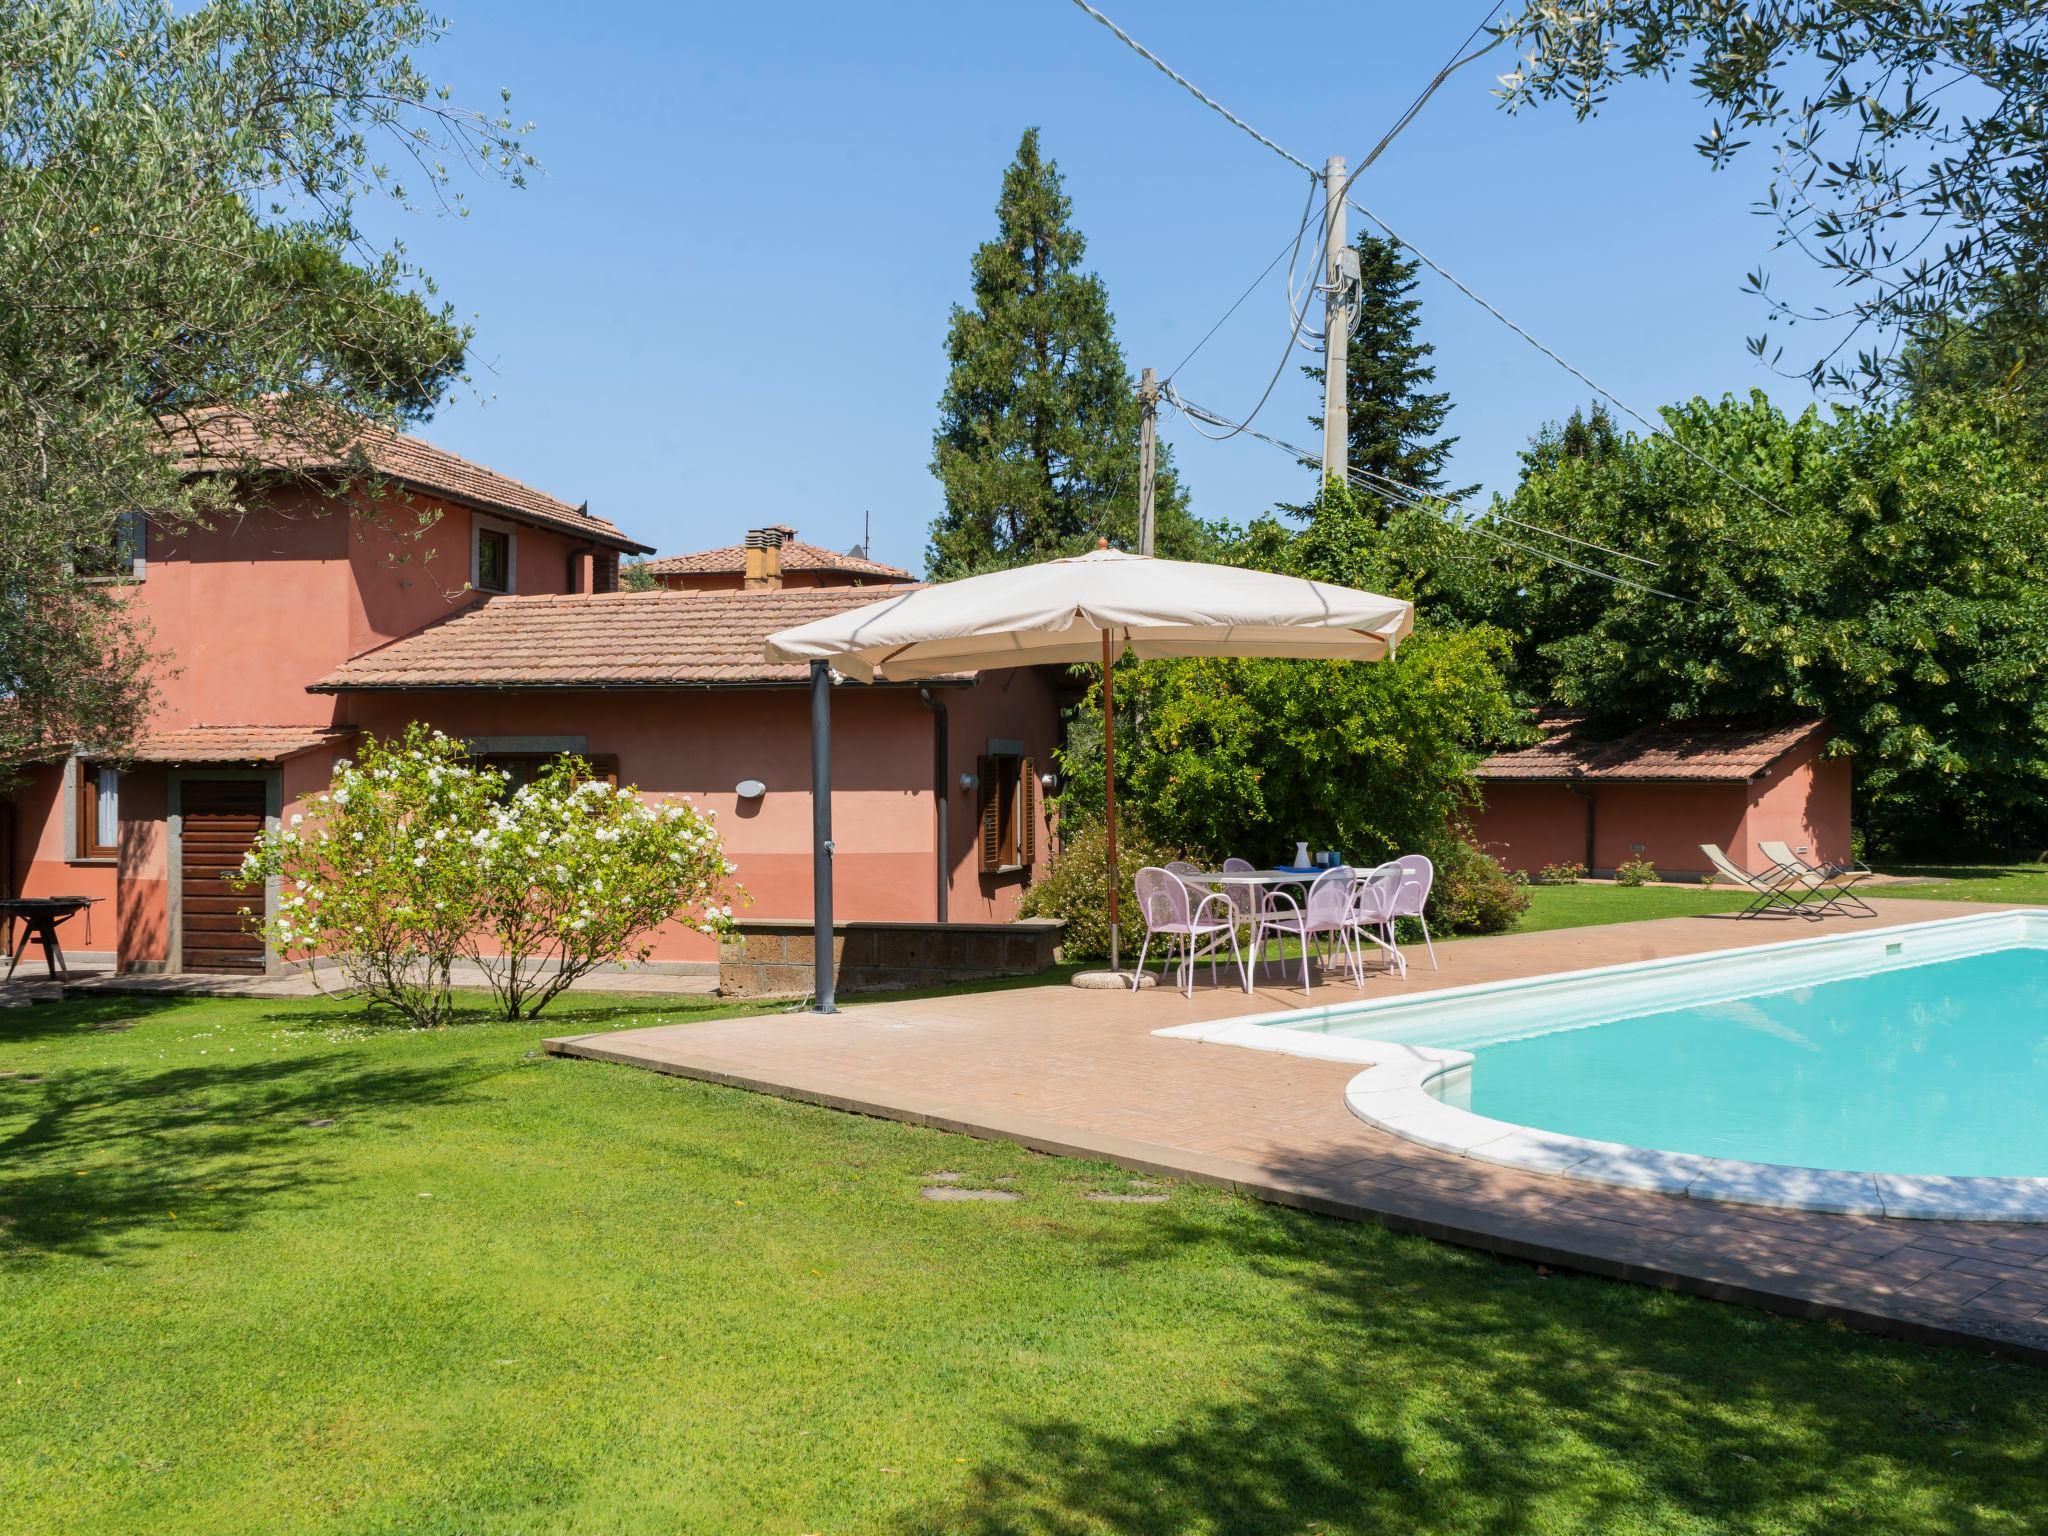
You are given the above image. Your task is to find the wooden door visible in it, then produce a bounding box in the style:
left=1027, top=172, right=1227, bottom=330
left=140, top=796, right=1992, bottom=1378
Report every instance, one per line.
left=180, top=780, right=268, bottom=973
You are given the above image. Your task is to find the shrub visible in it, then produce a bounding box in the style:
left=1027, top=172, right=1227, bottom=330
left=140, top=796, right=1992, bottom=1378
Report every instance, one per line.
left=1430, top=837, right=1529, bottom=934
left=466, top=755, right=740, bottom=1019
left=1020, top=817, right=1205, bottom=962
left=237, top=725, right=500, bottom=1028
left=237, top=727, right=741, bottom=1026
left=1534, top=860, right=1586, bottom=886
left=1614, top=855, right=1658, bottom=887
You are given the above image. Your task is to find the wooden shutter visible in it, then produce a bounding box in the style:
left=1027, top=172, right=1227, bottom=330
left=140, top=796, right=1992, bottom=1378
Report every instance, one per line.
left=977, top=755, right=1000, bottom=873
left=1019, top=757, right=1038, bottom=867
left=584, top=754, right=620, bottom=787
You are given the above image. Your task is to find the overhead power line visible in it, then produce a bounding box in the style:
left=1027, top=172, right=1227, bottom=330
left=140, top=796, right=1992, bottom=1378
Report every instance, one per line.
left=1063, top=0, right=1798, bottom=527
left=1344, top=199, right=1803, bottom=521
left=1064, top=0, right=1314, bottom=172
left=1164, top=384, right=1692, bottom=603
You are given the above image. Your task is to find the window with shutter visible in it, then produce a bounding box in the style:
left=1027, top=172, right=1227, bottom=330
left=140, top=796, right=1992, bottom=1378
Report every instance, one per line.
left=977, top=755, right=1001, bottom=873
left=1019, top=757, right=1038, bottom=867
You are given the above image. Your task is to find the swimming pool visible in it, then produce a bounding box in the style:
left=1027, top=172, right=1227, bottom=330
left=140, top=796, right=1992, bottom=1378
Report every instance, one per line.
left=1156, top=910, right=2048, bottom=1221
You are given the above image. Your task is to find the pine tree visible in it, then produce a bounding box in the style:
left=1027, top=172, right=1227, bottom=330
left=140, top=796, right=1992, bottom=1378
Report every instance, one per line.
left=1303, top=232, right=1470, bottom=512
left=928, top=129, right=1200, bottom=576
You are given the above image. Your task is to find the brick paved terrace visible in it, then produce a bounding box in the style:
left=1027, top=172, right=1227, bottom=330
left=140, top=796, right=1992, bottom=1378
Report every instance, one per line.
left=547, top=897, right=2048, bottom=1364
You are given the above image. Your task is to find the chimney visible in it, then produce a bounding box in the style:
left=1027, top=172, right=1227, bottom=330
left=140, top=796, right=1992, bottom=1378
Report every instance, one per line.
left=743, top=526, right=785, bottom=590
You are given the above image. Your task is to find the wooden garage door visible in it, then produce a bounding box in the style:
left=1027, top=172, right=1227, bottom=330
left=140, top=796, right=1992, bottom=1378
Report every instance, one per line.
left=180, top=780, right=268, bottom=973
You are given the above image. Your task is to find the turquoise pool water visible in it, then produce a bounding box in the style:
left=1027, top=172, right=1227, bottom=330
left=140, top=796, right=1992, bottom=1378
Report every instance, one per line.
left=1460, top=946, right=2048, bottom=1177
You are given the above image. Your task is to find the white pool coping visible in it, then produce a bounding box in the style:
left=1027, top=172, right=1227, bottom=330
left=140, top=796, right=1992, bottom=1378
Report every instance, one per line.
left=1155, top=909, right=2048, bottom=1222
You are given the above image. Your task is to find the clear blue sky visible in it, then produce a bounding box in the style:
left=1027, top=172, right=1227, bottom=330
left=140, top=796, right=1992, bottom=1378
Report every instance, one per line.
left=379, top=0, right=1817, bottom=571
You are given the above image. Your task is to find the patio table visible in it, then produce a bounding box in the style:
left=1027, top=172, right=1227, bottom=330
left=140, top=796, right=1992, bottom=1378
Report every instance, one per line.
left=2, top=896, right=101, bottom=982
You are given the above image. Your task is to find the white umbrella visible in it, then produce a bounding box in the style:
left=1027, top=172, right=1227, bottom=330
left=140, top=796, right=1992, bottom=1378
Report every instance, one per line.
left=764, top=547, right=1414, bottom=1002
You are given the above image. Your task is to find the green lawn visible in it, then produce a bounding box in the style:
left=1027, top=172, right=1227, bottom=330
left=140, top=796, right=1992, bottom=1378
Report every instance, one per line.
left=1511, top=882, right=1755, bottom=932
left=4, top=992, right=2047, bottom=1534
left=1507, top=861, right=2048, bottom=935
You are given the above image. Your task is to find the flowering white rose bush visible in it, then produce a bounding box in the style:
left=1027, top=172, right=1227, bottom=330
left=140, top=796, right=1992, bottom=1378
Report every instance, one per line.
left=236, top=724, right=500, bottom=1028
left=465, top=754, right=739, bottom=1019
left=234, top=727, right=740, bottom=1026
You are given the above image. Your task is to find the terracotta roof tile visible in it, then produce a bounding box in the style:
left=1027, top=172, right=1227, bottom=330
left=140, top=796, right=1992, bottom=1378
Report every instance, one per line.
left=311, top=587, right=932, bottom=691
left=644, top=538, right=912, bottom=580
left=168, top=408, right=651, bottom=552
left=128, top=725, right=358, bottom=765
left=1478, top=712, right=1833, bottom=783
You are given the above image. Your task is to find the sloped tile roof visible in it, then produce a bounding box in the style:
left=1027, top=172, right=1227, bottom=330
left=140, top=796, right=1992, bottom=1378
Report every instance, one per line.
left=310, top=586, right=931, bottom=691
left=168, top=407, right=651, bottom=552
left=1478, top=712, right=1833, bottom=783
left=644, top=538, right=912, bottom=580
left=128, top=725, right=359, bottom=764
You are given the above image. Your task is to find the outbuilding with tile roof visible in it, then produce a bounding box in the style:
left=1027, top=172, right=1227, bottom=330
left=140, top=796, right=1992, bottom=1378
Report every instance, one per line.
left=1472, top=712, right=1851, bottom=879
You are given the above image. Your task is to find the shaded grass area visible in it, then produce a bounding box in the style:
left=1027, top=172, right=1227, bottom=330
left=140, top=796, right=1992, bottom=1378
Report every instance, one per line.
left=3, top=992, right=2046, bottom=1534
left=1877, top=862, right=2048, bottom=904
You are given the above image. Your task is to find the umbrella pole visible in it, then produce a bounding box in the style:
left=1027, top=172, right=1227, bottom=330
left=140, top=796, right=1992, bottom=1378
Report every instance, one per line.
left=809, top=659, right=837, bottom=1014
left=1102, top=628, right=1118, bottom=975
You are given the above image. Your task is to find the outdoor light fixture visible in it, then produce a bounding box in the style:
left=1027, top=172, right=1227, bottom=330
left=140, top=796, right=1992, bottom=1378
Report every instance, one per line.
left=958, top=771, right=978, bottom=792
left=735, top=779, right=765, bottom=799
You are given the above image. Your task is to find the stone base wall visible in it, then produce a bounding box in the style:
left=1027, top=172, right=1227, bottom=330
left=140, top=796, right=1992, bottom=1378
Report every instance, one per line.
left=718, top=917, right=1064, bottom=999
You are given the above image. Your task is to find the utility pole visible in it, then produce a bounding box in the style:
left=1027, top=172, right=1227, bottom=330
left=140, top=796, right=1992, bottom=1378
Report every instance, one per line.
left=1321, top=155, right=1353, bottom=488
left=1136, top=366, right=1158, bottom=555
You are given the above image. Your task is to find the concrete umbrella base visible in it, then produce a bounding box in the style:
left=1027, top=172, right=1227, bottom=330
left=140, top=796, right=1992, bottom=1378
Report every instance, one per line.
left=1070, top=969, right=1156, bottom=990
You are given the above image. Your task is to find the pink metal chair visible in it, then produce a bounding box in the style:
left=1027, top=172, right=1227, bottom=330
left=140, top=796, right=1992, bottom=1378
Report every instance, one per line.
left=1132, top=866, right=1247, bottom=997
left=1252, top=866, right=1360, bottom=993
left=1349, top=862, right=1415, bottom=978
left=1392, top=853, right=1437, bottom=969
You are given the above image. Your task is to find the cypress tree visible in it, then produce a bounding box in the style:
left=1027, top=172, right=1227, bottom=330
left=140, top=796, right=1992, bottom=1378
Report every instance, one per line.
left=929, top=129, right=1199, bottom=576
left=1304, top=232, right=1471, bottom=510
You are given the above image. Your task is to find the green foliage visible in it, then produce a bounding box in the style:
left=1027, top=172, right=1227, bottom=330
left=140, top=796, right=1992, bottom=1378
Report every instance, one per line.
left=1613, top=856, right=1658, bottom=888
left=1495, top=2, right=2048, bottom=392
left=620, top=558, right=660, bottom=592
left=238, top=727, right=738, bottom=1024
left=1474, top=390, right=2048, bottom=853
left=1301, top=233, right=1472, bottom=501
left=927, top=129, right=1208, bottom=575
left=1111, top=631, right=1520, bottom=880
left=1534, top=861, right=1586, bottom=886
left=1018, top=816, right=1203, bottom=962
left=1430, top=838, right=1531, bottom=935
left=0, top=0, right=526, bottom=781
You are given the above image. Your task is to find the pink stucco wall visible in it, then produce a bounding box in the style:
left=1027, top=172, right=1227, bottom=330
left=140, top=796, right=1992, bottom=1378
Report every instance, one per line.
left=1473, top=744, right=1852, bottom=879
left=333, top=672, right=1060, bottom=962
left=1740, top=737, right=1852, bottom=869
left=1469, top=783, right=1588, bottom=874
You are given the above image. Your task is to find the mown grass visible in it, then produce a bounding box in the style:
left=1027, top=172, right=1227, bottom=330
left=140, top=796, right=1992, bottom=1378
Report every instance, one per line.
left=3, top=988, right=2046, bottom=1534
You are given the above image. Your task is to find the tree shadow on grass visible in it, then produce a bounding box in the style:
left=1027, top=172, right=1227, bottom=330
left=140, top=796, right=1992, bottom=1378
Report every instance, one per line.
left=898, top=1203, right=2048, bottom=1536
left=0, top=1047, right=479, bottom=1265
left=0, top=993, right=180, bottom=1046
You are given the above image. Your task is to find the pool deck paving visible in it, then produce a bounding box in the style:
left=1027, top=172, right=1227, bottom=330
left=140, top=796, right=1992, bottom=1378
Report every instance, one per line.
left=546, top=897, right=2048, bottom=1365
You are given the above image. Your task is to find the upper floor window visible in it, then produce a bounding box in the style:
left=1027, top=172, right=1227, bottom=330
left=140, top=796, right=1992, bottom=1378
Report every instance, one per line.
left=77, top=761, right=119, bottom=860
left=75, top=510, right=147, bottom=583
left=472, top=517, right=515, bottom=594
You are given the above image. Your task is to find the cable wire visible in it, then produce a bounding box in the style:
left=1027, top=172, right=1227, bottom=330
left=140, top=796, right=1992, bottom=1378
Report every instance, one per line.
left=1064, top=0, right=1314, bottom=172
left=1163, top=385, right=1690, bottom=601
left=1345, top=199, right=1804, bottom=521
left=1064, top=0, right=1798, bottom=527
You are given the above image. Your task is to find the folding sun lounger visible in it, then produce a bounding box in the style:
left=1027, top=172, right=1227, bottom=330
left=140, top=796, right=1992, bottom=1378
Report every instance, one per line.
left=1699, top=844, right=1818, bottom=918
left=1758, top=839, right=1877, bottom=919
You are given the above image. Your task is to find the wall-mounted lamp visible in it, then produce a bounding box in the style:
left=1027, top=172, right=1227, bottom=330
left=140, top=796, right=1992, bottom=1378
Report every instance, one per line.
left=735, top=779, right=766, bottom=800
left=1040, top=772, right=1057, bottom=788
left=958, top=771, right=978, bottom=793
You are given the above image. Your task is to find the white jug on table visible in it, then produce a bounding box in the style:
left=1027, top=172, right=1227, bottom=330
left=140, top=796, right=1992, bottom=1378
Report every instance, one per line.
left=1294, top=840, right=1311, bottom=868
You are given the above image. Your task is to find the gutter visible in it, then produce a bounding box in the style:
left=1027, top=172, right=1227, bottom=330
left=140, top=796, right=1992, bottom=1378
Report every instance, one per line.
left=305, top=678, right=976, bottom=695
left=920, top=687, right=949, bottom=923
